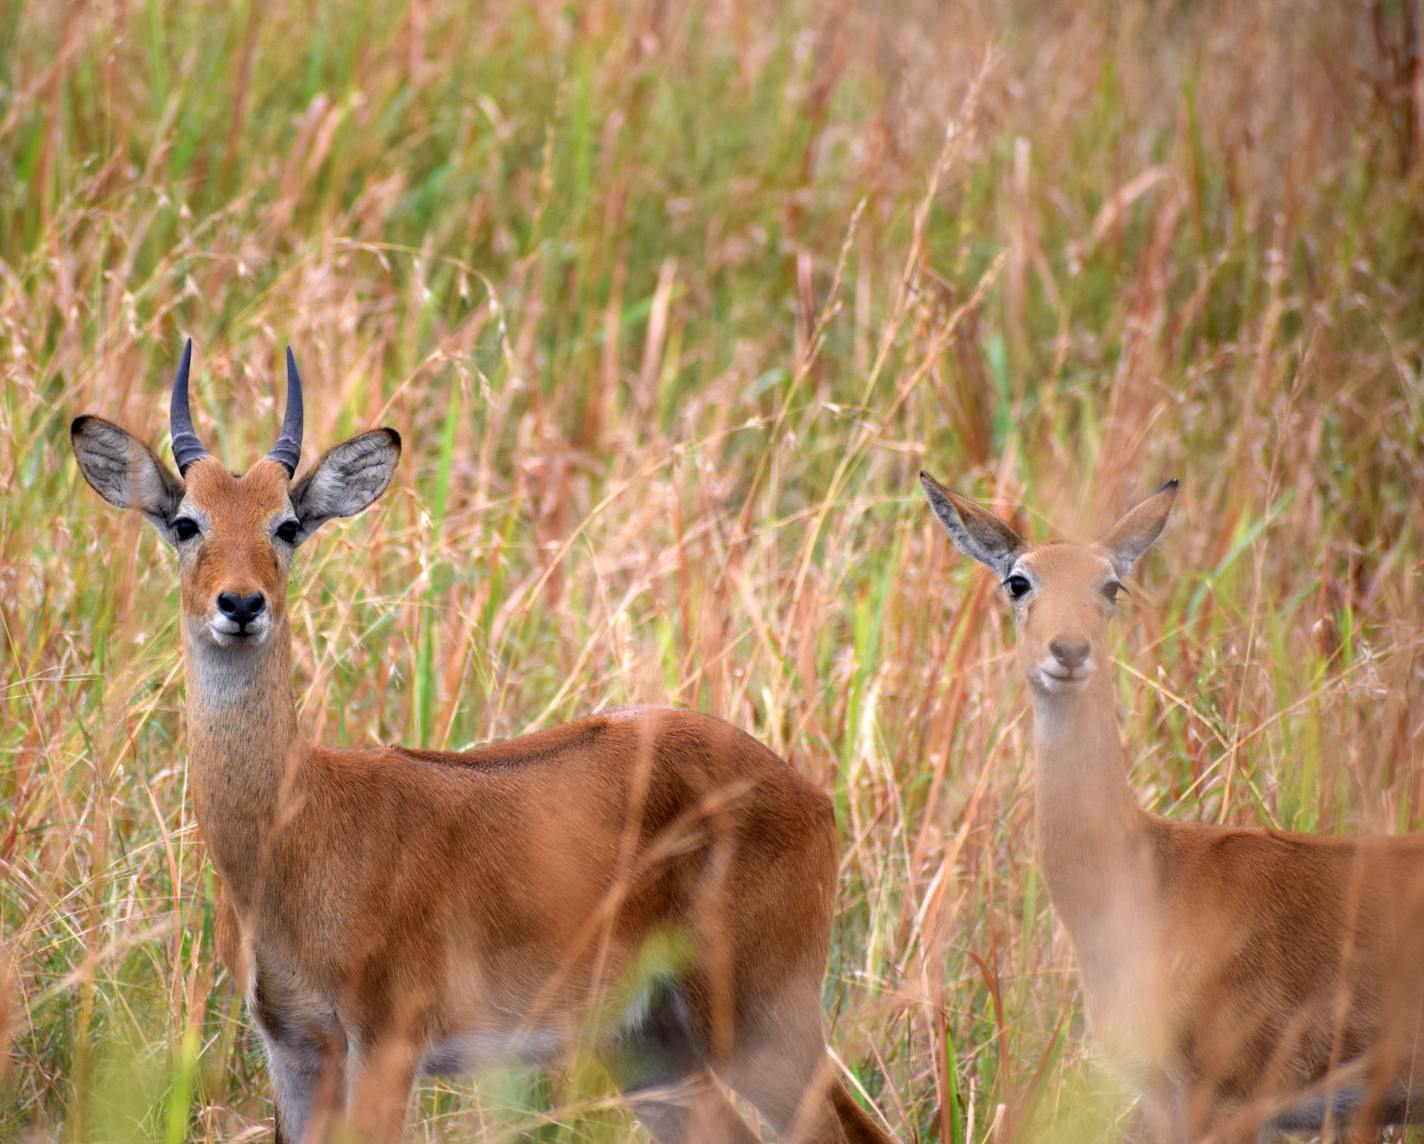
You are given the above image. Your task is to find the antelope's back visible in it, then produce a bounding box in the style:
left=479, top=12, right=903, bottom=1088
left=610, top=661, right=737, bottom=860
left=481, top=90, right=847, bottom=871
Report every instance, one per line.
left=386, top=705, right=835, bottom=856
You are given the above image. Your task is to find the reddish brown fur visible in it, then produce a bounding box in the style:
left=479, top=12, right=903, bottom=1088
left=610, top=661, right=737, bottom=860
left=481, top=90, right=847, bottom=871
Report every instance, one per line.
left=1145, top=824, right=1424, bottom=1128
left=923, top=474, right=1424, bottom=1142
left=179, top=459, right=291, bottom=628
left=73, top=422, right=893, bottom=1144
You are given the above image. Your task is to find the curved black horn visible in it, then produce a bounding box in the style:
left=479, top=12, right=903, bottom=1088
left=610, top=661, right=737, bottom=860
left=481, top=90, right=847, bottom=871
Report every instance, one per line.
left=168, top=339, right=209, bottom=474
left=268, top=347, right=304, bottom=476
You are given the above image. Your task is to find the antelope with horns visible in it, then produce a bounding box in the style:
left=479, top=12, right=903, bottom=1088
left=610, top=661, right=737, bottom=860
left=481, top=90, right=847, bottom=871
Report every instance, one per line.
left=69, top=341, right=896, bottom=1144
left=919, top=473, right=1424, bottom=1142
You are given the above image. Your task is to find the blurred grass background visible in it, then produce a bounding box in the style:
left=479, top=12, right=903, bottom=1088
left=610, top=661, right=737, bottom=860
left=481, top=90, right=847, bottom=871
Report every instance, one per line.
left=2, top=0, right=1423, bottom=1139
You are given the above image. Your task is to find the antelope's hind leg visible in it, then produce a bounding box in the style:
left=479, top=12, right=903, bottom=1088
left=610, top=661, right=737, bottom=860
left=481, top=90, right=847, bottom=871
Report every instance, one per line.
left=712, top=976, right=882, bottom=1144
left=609, top=988, right=759, bottom=1144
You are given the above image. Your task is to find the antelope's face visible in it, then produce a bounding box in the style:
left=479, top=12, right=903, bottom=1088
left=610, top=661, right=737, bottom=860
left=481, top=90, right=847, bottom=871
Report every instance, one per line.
left=919, top=472, right=1178, bottom=700
left=1002, top=543, right=1121, bottom=694
left=170, top=458, right=297, bottom=649
left=72, top=341, right=401, bottom=656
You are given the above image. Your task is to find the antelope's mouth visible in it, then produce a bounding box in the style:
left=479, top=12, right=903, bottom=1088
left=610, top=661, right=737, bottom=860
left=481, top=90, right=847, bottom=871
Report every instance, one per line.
left=206, top=616, right=272, bottom=648
left=1034, top=661, right=1096, bottom=693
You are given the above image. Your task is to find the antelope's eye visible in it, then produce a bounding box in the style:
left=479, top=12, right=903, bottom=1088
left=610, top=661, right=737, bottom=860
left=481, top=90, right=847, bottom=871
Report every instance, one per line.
left=1004, top=574, right=1032, bottom=600
left=1102, top=581, right=1123, bottom=603
left=172, top=517, right=200, bottom=542
left=274, top=520, right=300, bottom=545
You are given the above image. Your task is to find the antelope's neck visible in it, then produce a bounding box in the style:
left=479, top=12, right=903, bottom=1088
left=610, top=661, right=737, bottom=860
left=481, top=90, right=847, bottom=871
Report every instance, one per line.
left=1030, top=673, right=1152, bottom=957
left=182, top=621, right=303, bottom=908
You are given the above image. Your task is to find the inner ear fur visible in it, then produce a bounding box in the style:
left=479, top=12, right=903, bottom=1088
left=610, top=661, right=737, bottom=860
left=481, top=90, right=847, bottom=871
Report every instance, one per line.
left=1097, top=479, right=1179, bottom=577
left=71, top=415, right=184, bottom=529
left=290, top=428, right=401, bottom=535
left=919, top=471, right=1026, bottom=580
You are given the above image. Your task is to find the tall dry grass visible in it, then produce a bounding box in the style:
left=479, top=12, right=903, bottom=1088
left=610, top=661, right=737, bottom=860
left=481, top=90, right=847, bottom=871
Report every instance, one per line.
left=1, top=0, right=1422, bottom=1139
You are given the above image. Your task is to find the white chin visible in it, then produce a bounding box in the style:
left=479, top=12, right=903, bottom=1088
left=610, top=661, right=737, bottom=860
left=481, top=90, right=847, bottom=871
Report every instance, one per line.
left=206, top=623, right=270, bottom=649
left=1035, top=669, right=1093, bottom=694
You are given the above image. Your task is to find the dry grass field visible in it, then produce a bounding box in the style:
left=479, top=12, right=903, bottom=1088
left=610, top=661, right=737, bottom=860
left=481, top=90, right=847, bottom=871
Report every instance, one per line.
left=2, top=0, right=1423, bottom=1139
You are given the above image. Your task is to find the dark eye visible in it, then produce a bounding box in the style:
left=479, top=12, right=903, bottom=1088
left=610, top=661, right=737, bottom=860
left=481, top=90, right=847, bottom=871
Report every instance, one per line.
left=172, top=517, right=200, bottom=542
left=1004, top=574, right=1032, bottom=600
left=1102, top=581, right=1123, bottom=603
left=274, top=520, right=300, bottom=545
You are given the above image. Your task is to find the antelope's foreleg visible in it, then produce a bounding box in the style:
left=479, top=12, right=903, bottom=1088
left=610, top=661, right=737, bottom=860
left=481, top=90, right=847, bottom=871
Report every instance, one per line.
left=266, top=1034, right=345, bottom=1143
left=345, top=1034, right=419, bottom=1144
left=250, top=962, right=346, bottom=1143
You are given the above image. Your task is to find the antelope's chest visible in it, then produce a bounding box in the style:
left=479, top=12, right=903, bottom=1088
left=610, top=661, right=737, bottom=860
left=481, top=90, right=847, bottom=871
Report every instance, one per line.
left=1063, top=902, right=1176, bottom=1067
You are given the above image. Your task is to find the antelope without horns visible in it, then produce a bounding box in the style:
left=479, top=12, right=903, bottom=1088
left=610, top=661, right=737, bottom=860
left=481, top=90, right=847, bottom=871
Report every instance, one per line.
left=919, top=473, right=1424, bottom=1142
left=69, top=342, right=895, bottom=1144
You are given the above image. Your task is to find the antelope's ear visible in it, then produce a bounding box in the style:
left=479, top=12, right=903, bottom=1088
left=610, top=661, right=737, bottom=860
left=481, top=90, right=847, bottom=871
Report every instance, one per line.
left=290, top=428, right=401, bottom=538
left=919, top=471, right=1026, bottom=580
left=1097, top=479, right=1178, bottom=577
left=71, top=416, right=185, bottom=537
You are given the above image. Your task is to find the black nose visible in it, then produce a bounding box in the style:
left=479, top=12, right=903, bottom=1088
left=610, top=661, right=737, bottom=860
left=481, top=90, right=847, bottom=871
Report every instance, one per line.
left=1049, top=637, right=1090, bottom=669
left=217, top=592, right=266, bottom=625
